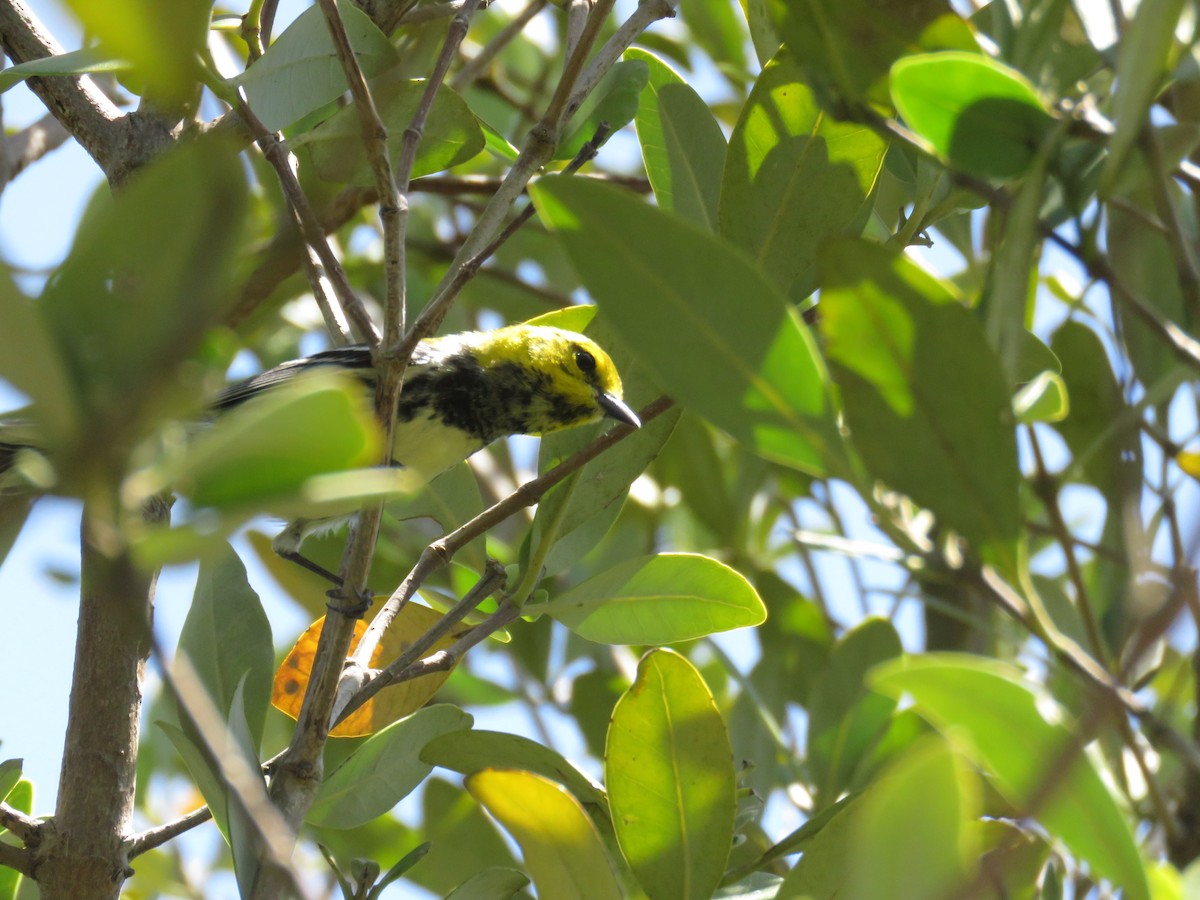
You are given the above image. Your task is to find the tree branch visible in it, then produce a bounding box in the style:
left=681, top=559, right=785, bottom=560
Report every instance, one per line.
left=0, top=0, right=172, bottom=185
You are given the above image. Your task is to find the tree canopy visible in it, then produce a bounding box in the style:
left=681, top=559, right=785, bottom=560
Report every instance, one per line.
left=1, top=0, right=1199, bottom=898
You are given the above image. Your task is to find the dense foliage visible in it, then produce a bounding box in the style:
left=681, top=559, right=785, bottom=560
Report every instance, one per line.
left=1, top=0, right=1199, bottom=897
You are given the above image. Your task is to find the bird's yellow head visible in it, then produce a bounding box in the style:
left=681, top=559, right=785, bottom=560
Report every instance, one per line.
left=466, top=325, right=640, bottom=435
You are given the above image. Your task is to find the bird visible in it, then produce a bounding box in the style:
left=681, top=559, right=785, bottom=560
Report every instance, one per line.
left=1, top=323, right=641, bottom=576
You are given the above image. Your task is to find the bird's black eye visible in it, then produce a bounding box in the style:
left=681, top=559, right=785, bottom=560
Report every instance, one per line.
left=575, top=349, right=596, bottom=373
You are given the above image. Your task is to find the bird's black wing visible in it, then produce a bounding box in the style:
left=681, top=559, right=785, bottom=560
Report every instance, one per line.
left=214, top=343, right=438, bottom=411
left=214, top=346, right=375, bottom=411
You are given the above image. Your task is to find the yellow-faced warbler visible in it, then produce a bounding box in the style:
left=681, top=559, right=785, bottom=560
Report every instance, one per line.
left=0, top=324, right=640, bottom=569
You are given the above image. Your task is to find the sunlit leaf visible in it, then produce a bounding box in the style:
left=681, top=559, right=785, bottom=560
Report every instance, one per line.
left=534, top=552, right=766, bottom=644
left=891, top=52, right=1055, bottom=179
left=607, top=649, right=735, bottom=900
left=466, top=769, right=622, bottom=900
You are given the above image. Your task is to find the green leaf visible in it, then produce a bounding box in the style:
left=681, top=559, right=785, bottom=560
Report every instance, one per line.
left=38, top=138, right=247, bottom=452
left=806, top=618, right=902, bottom=804
left=721, top=52, right=886, bottom=301
left=770, top=0, right=978, bottom=107
left=535, top=553, right=766, bottom=644
left=871, top=654, right=1151, bottom=900
left=0, top=759, right=21, bottom=805
left=983, top=150, right=1048, bottom=380
left=531, top=175, right=838, bottom=475
left=1100, top=0, right=1188, bottom=192
left=235, top=0, right=399, bottom=132
left=626, top=48, right=727, bottom=231
left=1049, top=321, right=1141, bottom=502
left=1013, top=371, right=1068, bottom=424
left=530, top=314, right=680, bottom=578
left=0, top=275, right=75, bottom=451
left=177, top=543, right=274, bottom=746
left=556, top=59, right=649, bottom=161
left=818, top=239, right=1021, bottom=575
left=466, top=769, right=622, bottom=900
left=154, top=370, right=384, bottom=513
left=847, top=737, right=978, bottom=900
left=0, top=47, right=130, bottom=93
left=309, top=705, right=473, bottom=829
left=890, top=52, right=1056, bottom=180
left=606, top=649, right=735, bottom=900
left=64, top=0, right=207, bottom=106
left=421, top=730, right=606, bottom=809
left=159, top=677, right=265, bottom=866
left=681, top=0, right=748, bottom=68
left=776, top=795, right=860, bottom=900
left=295, top=78, right=484, bottom=185
left=445, top=868, right=531, bottom=899
left=0, top=778, right=31, bottom=900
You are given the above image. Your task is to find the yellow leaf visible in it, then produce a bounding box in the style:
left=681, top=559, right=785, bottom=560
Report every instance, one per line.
left=272, top=603, right=469, bottom=737
left=1177, top=450, right=1200, bottom=481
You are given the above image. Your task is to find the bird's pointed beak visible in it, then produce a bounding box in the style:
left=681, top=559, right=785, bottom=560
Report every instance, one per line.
left=598, top=391, right=641, bottom=428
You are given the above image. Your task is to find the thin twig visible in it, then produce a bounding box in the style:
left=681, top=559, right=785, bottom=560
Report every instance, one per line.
left=231, top=90, right=377, bottom=345
left=0, top=801, right=39, bottom=842
left=1027, top=429, right=1112, bottom=668
left=127, top=805, right=214, bottom=859
left=354, top=396, right=673, bottom=672
left=451, top=0, right=547, bottom=91
left=316, top=0, right=400, bottom=348
left=336, top=560, right=508, bottom=723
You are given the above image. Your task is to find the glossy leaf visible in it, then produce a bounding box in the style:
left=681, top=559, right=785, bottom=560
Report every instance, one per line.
left=308, top=705, right=473, bottom=829
left=535, top=552, right=766, bottom=644
left=721, top=52, right=886, bottom=301
left=177, top=543, right=274, bottom=746
left=626, top=48, right=726, bottom=230
left=422, top=729, right=606, bottom=808
left=466, top=769, right=622, bottom=900
left=296, top=78, right=484, bottom=185
left=235, top=0, right=398, bottom=132
left=871, top=654, right=1151, bottom=900
left=606, top=649, right=735, bottom=900
left=818, top=239, right=1021, bottom=575
left=531, top=175, right=838, bottom=475
left=0, top=778, right=31, bottom=900
left=806, top=618, right=902, bottom=803
left=770, top=0, right=978, bottom=106
left=891, top=52, right=1055, bottom=179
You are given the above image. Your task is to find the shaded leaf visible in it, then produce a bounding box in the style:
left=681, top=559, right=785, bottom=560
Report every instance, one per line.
left=819, top=239, right=1021, bottom=575
left=627, top=48, right=727, bottom=230
left=531, top=175, right=838, bottom=475
left=871, top=654, right=1151, bottom=900
left=309, top=705, right=473, bottom=828
left=721, top=52, right=886, bottom=300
